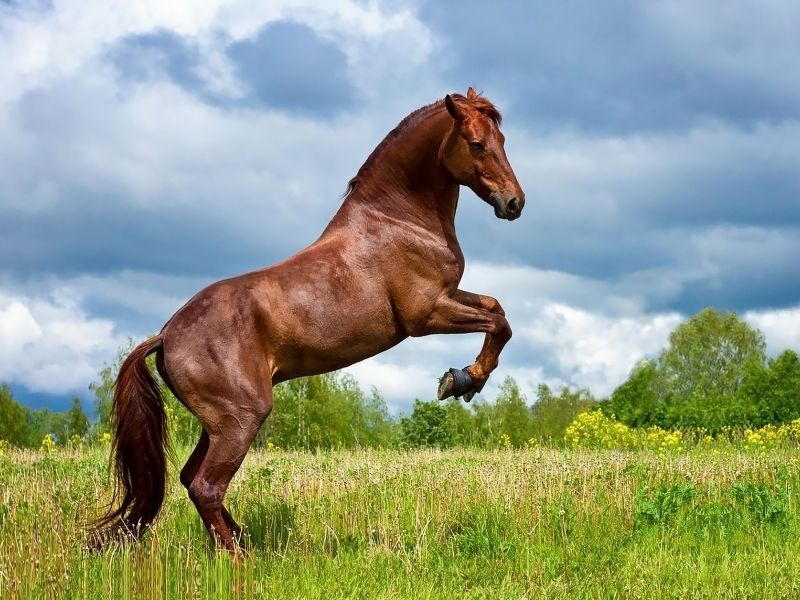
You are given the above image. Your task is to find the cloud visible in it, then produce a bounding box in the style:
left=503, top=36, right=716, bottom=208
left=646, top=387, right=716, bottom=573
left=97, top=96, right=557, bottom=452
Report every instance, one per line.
left=226, top=20, right=356, bottom=116
left=0, top=291, right=124, bottom=395
left=519, top=304, right=682, bottom=396
left=456, top=121, right=800, bottom=314
left=343, top=262, right=800, bottom=408
left=109, top=29, right=208, bottom=93
left=422, top=0, right=800, bottom=134
left=109, top=21, right=358, bottom=118
left=1, top=73, right=382, bottom=280
left=746, top=307, right=800, bottom=356
left=3, top=262, right=800, bottom=415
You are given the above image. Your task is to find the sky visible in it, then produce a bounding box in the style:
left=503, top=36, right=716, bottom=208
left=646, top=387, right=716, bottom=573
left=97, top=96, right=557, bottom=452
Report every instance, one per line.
left=2, top=0, right=800, bottom=416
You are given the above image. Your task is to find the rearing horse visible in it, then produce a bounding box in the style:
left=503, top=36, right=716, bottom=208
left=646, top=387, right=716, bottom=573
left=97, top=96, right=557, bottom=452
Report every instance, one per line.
left=95, top=87, right=525, bottom=552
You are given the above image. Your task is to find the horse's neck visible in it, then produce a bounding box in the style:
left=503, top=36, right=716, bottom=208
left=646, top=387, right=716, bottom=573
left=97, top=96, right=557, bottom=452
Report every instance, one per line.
left=327, top=113, right=460, bottom=239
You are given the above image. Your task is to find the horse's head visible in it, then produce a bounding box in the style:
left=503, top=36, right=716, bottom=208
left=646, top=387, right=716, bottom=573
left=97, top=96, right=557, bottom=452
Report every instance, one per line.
left=440, top=88, right=525, bottom=221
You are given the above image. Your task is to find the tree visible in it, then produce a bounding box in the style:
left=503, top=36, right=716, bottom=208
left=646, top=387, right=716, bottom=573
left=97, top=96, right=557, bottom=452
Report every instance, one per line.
left=258, top=372, right=396, bottom=450
left=358, top=387, right=398, bottom=448
left=532, top=383, right=597, bottom=442
left=0, top=383, right=28, bottom=447
left=604, top=308, right=770, bottom=433
left=737, top=350, right=800, bottom=427
left=22, top=407, right=56, bottom=448
left=65, top=396, right=91, bottom=440
left=657, top=307, right=766, bottom=400
left=602, top=360, right=659, bottom=428
left=467, top=397, right=498, bottom=446
left=493, top=376, right=534, bottom=447
left=443, top=396, right=477, bottom=445
left=399, top=400, right=456, bottom=449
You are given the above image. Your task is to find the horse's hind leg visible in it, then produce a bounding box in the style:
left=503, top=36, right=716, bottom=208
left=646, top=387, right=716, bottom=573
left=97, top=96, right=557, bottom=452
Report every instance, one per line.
left=180, top=385, right=274, bottom=553
left=180, top=430, right=209, bottom=490
left=160, top=354, right=246, bottom=544
left=179, top=431, right=245, bottom=542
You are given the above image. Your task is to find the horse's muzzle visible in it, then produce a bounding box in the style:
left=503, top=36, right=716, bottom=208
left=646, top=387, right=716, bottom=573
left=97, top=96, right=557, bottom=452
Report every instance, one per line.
left=492, top=193, right=525, bottom=221
left=506, top=197, right=523, bottom=220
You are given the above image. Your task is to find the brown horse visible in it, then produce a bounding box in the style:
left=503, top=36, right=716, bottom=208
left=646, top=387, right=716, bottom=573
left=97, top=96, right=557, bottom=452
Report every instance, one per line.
left=94, top=87, right=525, bottom=552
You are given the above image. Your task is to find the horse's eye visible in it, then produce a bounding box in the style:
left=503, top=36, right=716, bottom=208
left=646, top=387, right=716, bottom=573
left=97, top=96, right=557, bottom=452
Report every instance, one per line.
left=469, top=142, right=484, bottom=151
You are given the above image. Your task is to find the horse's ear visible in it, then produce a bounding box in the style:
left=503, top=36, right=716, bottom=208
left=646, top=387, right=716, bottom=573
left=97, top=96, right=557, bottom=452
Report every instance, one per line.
left=445, top=94, right=467, bottom=123
left=467, top=87, right=478, bottom=100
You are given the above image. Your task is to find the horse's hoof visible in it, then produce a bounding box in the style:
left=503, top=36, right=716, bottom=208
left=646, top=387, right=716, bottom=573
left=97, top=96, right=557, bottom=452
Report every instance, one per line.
left=462, top=389, right=476, bottom=403
left=437, top=367, right=474, bottom=400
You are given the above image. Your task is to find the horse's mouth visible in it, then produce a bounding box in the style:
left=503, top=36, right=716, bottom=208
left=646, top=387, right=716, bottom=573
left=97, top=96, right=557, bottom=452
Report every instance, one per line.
left=492, top=199, right=521, bottom=221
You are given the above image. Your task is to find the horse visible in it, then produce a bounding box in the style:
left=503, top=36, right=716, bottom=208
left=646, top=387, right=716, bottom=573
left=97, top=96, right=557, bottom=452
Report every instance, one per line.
left=94, top=87, right=525, bottom=553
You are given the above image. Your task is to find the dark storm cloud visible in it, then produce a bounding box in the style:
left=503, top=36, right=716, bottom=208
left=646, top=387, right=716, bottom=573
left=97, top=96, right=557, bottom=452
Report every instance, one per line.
left=0, top=196, right=270, bottom=279
left=420, top=0, right=800, bottom=134
left=455, top=183, right=800, bottom=317
left=455, top=198, right=671, bottom=278
left=109, top=21, right=357, bottom=118
left=668, top=227, right=800, bottom=313
left=226, top=21, right=357, bottom=117
left=677, top=269, right=800, bottom=315
left=6, top=83, right=286, bottom=279
left=638, top=161, right=800, bottom=229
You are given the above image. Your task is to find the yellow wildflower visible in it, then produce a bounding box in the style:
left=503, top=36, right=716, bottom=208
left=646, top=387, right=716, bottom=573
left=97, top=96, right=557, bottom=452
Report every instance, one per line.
left=40, top=434, right=56, bottom=454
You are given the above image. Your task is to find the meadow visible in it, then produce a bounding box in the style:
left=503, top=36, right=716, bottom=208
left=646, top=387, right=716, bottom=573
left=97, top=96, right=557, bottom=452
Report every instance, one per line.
left=2, top=441, right=800, bottom=599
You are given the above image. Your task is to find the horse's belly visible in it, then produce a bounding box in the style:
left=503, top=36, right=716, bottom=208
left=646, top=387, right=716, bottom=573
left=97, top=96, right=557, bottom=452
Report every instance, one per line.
left=269, top=298, right=406, bottom=381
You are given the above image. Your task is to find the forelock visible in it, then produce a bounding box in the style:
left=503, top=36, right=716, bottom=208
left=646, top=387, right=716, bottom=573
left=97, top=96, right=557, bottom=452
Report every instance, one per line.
left=450, top=92, right=503, bottom=127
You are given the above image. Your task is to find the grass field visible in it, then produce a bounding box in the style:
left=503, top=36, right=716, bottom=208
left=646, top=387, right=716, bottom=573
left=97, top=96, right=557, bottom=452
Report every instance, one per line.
left=1, top=445, right=799, bottom=599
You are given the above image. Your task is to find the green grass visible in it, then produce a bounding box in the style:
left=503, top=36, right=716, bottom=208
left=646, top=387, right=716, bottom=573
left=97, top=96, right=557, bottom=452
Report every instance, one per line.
left=2, top=446, right=800, bottom=599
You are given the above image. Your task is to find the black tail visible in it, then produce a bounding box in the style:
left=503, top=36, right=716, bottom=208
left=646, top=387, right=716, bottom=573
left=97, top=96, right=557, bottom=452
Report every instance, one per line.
left=93, top=335, right=169, bottom=543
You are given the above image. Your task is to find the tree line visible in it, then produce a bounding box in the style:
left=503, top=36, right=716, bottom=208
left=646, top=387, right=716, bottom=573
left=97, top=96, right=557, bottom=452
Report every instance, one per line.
left=603, top=308, right=800, bottom=434
left=1, top=307, right=799, bottom=450
left=0, top=387, right=90, bottom=448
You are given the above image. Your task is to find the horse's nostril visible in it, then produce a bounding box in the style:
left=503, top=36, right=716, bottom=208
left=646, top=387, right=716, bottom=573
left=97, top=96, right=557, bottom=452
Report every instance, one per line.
left=508, top=197, right=519, bottom=214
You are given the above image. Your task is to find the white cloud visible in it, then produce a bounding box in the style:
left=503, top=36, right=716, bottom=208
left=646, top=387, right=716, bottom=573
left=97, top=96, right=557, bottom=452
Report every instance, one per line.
left=344, top=358, right=438, bottom=414
left=0, top=291, right=125, bottom=394
left=0, top=0, right=433, bottom=104
left=746, top=307, right=800, bottom=356
left=520, top=303, right=681, bottom=397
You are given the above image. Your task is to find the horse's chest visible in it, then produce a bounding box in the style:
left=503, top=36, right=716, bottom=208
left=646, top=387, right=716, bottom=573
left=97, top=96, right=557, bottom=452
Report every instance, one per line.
left=386, top=235, right=464, bottom=325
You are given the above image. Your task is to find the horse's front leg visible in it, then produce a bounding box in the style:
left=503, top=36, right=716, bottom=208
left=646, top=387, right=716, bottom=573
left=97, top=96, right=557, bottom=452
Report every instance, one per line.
left=411, top=289, right=511, bottom=402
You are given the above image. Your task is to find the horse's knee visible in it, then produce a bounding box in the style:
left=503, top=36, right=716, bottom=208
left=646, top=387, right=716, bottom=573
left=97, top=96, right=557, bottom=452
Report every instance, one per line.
left=488, top=298, right=506, bottom=317
left=491, top=314, right=512, bottom=341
